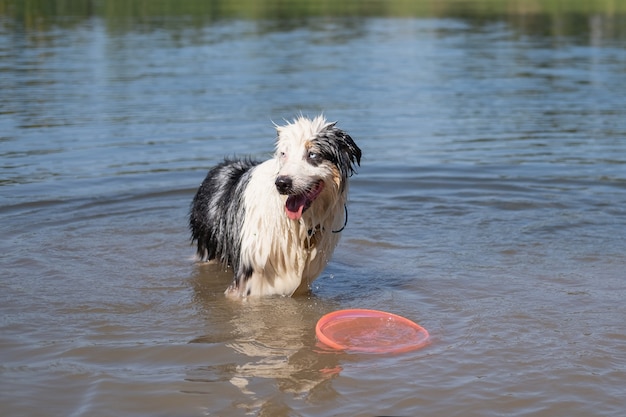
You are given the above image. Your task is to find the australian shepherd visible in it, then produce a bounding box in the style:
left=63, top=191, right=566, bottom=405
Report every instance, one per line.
left=189, top=115, right=361, bottom=297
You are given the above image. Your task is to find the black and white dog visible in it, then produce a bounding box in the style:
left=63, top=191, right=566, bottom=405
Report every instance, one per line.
left=190, top=115, right=361, bottom=297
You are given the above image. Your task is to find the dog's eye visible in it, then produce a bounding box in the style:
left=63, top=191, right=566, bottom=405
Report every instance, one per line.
left=308, top=151, right=319, bottom=161
left=279, top=151, right=286, bottom=159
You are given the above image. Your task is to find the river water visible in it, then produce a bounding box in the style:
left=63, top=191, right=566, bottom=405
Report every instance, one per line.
left=2, top=4, right=626, bottom=417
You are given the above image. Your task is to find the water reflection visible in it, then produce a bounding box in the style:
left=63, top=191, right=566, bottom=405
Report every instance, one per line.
left=188, top=263, right=342, bottom=409
left=2, top=0, right=625, bottom=43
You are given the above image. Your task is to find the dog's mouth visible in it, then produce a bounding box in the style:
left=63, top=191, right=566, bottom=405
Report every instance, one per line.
left=285, top=181, right=325, bottom=220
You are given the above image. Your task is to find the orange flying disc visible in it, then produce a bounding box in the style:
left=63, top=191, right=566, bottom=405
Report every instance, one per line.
left=316, top=309, right=429, bottom=354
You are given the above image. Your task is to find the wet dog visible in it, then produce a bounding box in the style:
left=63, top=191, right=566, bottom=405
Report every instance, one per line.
left=189, top=115, right=361, bottom=297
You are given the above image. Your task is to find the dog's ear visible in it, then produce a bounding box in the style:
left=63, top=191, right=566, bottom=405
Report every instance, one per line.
left=324, top=124, right=362, bottom=176
left=336, top=128, right=361, bottom=173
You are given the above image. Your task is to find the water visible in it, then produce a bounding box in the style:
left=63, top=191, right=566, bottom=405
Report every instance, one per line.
left=2, top=4, right=626, bottom=416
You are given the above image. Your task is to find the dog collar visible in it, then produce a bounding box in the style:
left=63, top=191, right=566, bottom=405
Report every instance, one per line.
left=306, top=205, right=349, bottom=236
left=332, top=204, right=349, bottom=233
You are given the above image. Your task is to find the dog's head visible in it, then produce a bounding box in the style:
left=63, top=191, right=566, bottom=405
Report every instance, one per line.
left=273, top=115, right=361, bottom=221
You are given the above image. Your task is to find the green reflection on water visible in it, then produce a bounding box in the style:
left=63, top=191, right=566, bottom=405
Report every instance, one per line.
left=1, top=0, right=625, bottom=40
left=2, top=0, right=626, bottom=19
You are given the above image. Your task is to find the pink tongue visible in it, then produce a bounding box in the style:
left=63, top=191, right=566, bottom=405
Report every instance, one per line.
left=285, top=195, right=306, bottom=220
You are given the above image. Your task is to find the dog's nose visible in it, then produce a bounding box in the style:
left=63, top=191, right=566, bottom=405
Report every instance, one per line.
left=275, top=176, right=293, bottom=194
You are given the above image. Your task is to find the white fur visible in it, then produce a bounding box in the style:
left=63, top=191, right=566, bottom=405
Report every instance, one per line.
left=229, top=116, right=348, bottom=297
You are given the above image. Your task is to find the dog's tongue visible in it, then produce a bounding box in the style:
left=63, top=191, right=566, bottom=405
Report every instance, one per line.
left=285, top=195, right=307, bottom=220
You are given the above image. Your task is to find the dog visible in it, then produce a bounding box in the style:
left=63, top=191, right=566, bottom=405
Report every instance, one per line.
left=189, top=115, right=361, bottom=297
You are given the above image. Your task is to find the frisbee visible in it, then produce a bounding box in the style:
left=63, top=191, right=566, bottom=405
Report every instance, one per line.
left=316, top=309, right=429, bottom=354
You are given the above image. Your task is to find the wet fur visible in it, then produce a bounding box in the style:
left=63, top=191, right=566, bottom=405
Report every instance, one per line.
left=189, top=116, right=361, bottom=297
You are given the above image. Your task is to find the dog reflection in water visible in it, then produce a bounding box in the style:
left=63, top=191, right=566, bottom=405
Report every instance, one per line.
left=190, top=115, right=361, bottom=297
left=225, top=300, right=342, bottom=404
left=188, top=266, right=342, bottom=410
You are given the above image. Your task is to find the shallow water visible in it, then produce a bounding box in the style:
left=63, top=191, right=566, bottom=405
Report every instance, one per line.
left=2, top=4, right=626, bottom=416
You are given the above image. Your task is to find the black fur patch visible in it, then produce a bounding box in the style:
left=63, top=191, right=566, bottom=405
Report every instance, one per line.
left=312, top=124, right=361, bottom=179
left=189, top=159, right=259, bottom=284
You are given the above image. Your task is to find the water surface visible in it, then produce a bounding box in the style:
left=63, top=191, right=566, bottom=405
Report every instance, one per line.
left=1, top=3, right=626, bottom=416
